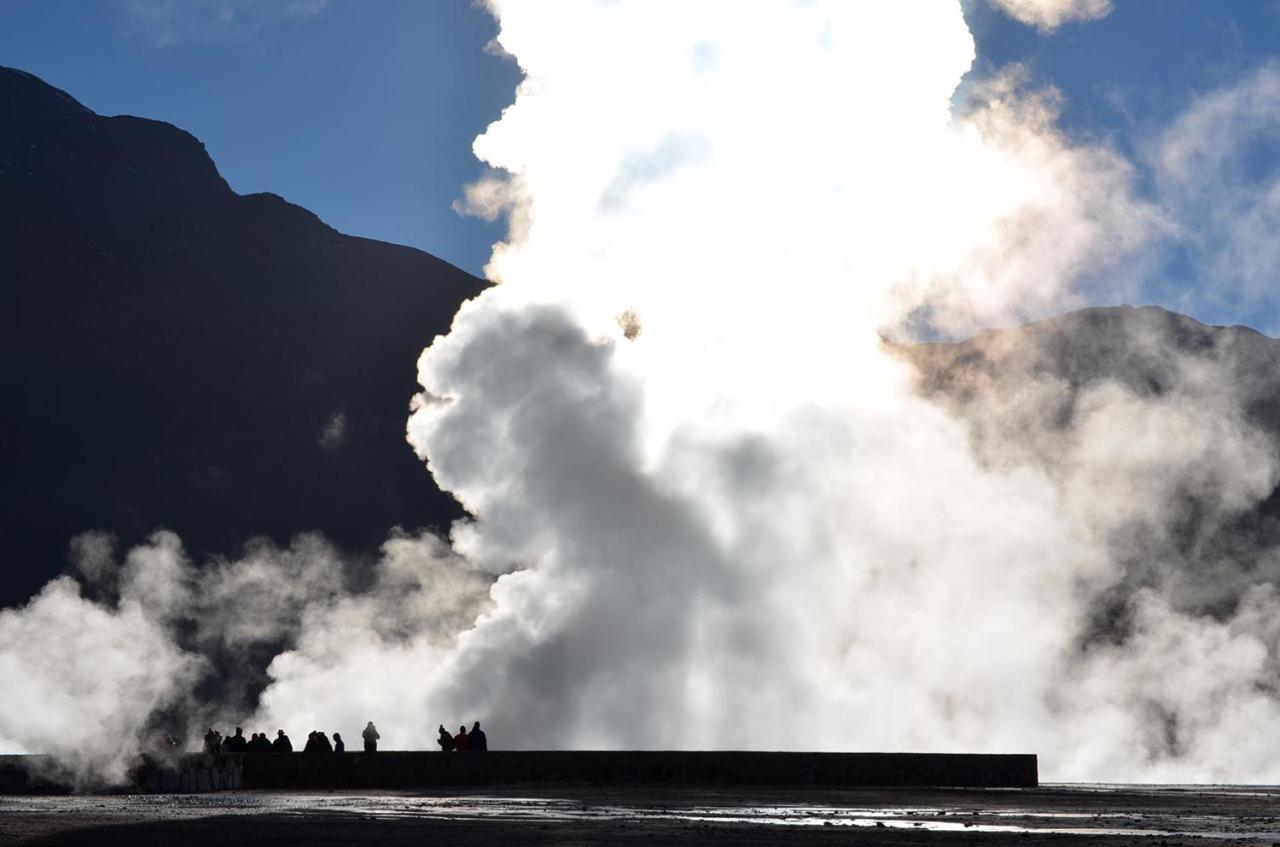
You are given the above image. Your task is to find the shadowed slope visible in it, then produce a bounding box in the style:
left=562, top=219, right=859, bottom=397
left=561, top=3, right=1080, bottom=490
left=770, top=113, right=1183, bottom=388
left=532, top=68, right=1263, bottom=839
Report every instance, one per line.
left=0, top=67, right=485, bottom=606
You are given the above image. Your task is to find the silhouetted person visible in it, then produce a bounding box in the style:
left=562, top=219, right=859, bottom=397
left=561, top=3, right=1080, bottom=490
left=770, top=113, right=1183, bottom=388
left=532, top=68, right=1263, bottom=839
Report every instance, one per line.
left=362, top=721, right=380, bottom=752
left=248, top=733, right=272, bottom=752
left=318, top=732, right=333, bottom=753
left=453, top=725, right=469, bottom=752
left=272, top=730, right=292, bottom=752
left=203, top=728, right=220, bottom=754
left=437, top=725, right=455, bottom=752
left=303, top=731, right=319, bottom=753
left=470, top=721, right=487, bottom=752
left=224, top=727, right=248, bottom=753
left=333, top=733, right=345, bottom=753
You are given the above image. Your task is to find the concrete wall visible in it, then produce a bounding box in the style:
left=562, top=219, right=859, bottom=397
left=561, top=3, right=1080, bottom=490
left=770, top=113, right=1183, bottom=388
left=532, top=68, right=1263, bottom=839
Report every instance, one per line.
left=0, top=756, right=66, bottom=795
left=0, top=751, right=1038, bottom=793
left=237, top=751, right=1037, bottom=789
left=137, top=754, right=242, bottom=793
left=0, top=753, right=243, bottom=795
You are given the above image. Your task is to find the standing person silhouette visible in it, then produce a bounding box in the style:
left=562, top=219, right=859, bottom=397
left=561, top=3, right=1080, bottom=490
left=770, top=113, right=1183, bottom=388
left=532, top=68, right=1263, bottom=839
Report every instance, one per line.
left=224, top=728, right=248, bottom=752
left=453, top=725, right=469, bottom=752
left=333, top=733, right=345, bottom=753
left=470, top=721, right=487, bottom=751
left=362, top=721, right=380, bottom=752
left=437, top=725, right=455, bottom=752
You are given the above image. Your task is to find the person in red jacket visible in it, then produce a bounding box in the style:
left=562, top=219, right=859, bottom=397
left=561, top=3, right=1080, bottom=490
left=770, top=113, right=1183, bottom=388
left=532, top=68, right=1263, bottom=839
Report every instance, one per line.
left=453, top=725, right=469, bottom=752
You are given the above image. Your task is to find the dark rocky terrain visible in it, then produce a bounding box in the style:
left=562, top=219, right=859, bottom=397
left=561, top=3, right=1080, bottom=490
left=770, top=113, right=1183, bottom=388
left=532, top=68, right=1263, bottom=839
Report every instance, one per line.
left=0, top=67, right=484, bottom=607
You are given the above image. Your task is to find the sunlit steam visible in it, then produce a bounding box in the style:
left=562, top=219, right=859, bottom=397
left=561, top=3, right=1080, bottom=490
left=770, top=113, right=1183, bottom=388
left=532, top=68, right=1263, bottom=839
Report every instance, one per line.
left=5, top=0, right=1280, bottom=786
left=378, top=0, right=1272, bottom=781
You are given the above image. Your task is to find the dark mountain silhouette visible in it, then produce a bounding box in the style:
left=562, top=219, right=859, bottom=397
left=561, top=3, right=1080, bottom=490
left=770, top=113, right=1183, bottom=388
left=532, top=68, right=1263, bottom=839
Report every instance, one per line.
left=0, top=67, right=484, bottom=607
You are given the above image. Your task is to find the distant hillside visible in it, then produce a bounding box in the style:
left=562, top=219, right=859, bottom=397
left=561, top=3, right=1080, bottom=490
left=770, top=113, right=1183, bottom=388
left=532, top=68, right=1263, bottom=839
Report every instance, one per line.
left=0, top=67, right=484, bottom=606
left=896, top=304, right=1280, bottom=632
left=899, top=304, right=1280, bottom=463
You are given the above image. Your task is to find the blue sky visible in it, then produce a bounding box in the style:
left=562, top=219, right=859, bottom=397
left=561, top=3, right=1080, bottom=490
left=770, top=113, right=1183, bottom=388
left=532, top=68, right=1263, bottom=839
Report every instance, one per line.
left=0, top=0, right=520, bottom=276
left=968, top=0, right=1280, bottom=332
left=3, top=1, right=1280, bottom=328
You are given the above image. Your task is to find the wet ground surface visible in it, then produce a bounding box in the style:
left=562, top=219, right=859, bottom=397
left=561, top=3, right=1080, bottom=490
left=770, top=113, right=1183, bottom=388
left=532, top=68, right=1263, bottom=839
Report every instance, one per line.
left=3, top=784, right=1280, bottom=845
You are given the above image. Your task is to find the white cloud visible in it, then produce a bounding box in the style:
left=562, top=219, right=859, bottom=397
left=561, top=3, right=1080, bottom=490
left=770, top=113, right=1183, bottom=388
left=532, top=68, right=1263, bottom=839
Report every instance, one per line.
left=987, top=0, right=1113, bottom=32
left=122, top=0, right=328, bottom=48
left=1148, top=63, right=1280, bottom=324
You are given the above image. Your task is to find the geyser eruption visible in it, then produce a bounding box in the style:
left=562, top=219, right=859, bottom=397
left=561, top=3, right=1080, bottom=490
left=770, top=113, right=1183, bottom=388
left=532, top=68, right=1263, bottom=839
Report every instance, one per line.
left=386, top=0, right=1276, bottom=780
left=5, top=0, right=1280, bottom=786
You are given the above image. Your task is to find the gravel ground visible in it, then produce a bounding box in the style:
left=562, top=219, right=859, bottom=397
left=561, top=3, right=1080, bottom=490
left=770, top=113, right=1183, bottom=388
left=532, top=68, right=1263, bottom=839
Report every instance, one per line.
left=3, top=784, right=1280, bottom=845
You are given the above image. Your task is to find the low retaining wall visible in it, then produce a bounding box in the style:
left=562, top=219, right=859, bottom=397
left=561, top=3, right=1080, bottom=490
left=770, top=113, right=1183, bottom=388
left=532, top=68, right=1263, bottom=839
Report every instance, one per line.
left=0, top=754, right=243, bottom=795
left=136, top=754, right=242, bottom=793
left=237, top=751, right=1037, bottom=789
left=0, top=756, right=66, bottom=795
left=0, top=751, right=1038, bottom=793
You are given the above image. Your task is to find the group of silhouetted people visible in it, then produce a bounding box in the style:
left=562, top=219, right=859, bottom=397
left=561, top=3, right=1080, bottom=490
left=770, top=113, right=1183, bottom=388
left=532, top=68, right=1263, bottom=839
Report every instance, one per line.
left=437, top=721, right=487, bottom=752
left=204, top=728, right=261, bottom=753
left=202, top=722, right=381, bottom=754
left=203, top=727, right=301, bottom=753
left=302, top=730, right=342, bottom=752
left=197, top=719, right=486, bottom=754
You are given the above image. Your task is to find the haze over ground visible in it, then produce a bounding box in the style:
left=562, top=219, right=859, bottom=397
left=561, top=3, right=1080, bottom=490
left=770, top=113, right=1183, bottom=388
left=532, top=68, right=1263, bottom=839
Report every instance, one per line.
left=8, top=0, right=1280, bottom=786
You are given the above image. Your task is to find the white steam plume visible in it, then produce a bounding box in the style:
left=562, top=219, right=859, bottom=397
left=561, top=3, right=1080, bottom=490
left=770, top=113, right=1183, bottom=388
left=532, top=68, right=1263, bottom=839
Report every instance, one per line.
left=335, top=0, right=1267, bottom=780
left=0, top=530, right=491, bottom=781
left=8, top=0, right=1280, bottom=786
left=0, top=536, right=204, bottom=785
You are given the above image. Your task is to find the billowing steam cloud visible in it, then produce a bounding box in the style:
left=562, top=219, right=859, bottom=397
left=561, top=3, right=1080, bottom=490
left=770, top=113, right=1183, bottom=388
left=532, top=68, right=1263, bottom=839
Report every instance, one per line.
left=0, top=529, right=491, bottom=782
left=6, top=0, right=1280, bottom=785
left=391, top=0, right=1276, bottom=781
left=0, top=567, right=202, bottom=785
